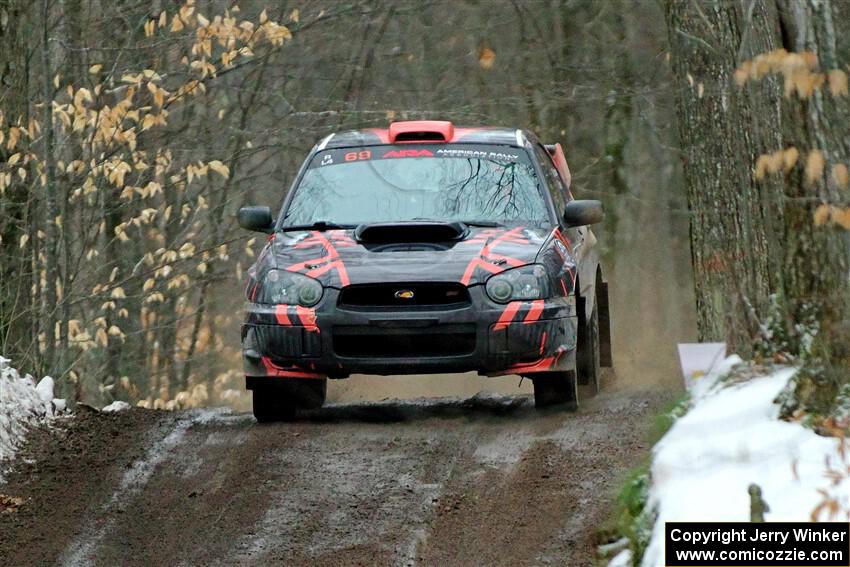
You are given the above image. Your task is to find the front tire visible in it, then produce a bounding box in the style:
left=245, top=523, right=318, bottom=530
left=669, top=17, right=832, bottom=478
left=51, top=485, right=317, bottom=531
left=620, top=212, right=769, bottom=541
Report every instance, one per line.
left=253, top=389, right=296, bottom=423
left=532, top=370, right=578, bottom=410
left=252, top=378, right=327, bottom=422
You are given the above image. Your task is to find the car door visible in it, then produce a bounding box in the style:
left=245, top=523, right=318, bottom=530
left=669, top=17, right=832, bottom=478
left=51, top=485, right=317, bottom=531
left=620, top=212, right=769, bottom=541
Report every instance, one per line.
left=533, top=144, right=598, bottom=317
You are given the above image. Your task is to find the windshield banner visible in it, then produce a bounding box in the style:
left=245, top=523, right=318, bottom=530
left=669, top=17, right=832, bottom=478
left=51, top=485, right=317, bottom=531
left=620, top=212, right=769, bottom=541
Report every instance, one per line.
left=309, top=144, right=527, bottom=169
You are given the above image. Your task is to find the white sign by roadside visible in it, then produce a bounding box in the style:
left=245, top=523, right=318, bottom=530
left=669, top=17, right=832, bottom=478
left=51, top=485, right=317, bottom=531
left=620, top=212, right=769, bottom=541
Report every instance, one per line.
left=676, top=343, right=726, bottom=392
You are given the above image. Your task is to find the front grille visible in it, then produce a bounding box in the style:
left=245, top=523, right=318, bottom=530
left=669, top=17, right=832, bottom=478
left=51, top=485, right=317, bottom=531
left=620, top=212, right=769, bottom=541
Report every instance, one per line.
left=333, top=324, right=476, bottom=358
left=338, top=282, right=471, bottom=309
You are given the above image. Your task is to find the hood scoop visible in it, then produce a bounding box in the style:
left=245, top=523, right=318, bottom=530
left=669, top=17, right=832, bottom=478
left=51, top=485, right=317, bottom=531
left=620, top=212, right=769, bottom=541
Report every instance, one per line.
left=354, top=221, right=468, bottom=244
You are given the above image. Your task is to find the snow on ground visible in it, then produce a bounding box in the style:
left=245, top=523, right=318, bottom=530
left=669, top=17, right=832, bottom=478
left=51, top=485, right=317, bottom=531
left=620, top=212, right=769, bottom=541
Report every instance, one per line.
left=101, top=401, right=130, bottom=413
left=640, top=357, right=849, bottom=567
left=609, top=549, right=632, bottom=567
left=0, top=356, right=64, bottom=481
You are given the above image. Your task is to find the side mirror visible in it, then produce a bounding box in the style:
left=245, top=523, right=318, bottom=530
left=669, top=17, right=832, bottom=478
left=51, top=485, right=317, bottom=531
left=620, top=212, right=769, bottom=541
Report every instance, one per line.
left=237, top=206, right=274, bottom=233
left=563, top=200, right=603, bottom=228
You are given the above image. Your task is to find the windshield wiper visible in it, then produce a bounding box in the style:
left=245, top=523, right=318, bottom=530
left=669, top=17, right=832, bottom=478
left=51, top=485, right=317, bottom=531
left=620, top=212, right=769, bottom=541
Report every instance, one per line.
left=279, top=220, right=356, bottom=232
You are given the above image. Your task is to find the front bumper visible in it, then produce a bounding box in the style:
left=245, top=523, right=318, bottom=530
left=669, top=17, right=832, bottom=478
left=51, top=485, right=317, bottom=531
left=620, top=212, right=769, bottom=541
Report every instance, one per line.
left=241, top=286, right=576, bottom=381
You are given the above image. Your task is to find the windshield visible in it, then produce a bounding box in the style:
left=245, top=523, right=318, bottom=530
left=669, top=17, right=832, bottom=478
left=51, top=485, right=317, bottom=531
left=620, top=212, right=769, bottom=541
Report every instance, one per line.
left=282, top=144, right=549, bottom=227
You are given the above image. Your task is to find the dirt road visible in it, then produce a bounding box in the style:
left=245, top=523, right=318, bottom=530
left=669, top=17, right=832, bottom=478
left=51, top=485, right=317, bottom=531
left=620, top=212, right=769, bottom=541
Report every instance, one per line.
left=0, top=374, right=670, bottom=567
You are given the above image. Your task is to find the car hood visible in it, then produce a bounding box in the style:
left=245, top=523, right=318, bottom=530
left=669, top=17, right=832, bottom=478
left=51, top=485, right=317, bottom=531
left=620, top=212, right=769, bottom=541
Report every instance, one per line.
left=267, top=225, right=551, bottom=287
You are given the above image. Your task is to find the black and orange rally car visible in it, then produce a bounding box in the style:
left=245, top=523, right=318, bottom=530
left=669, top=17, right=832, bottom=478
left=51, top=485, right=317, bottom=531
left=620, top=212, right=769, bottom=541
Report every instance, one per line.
left=238, top=121, right=612, bottom=421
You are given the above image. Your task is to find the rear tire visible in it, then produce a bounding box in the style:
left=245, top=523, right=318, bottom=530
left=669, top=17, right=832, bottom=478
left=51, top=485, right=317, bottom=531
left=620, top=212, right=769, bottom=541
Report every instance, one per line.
left=252, top=378, right=327, bottom=422
left=577, top=294, right=601, bottom=395
left=532, top=370, right=578, bottom=410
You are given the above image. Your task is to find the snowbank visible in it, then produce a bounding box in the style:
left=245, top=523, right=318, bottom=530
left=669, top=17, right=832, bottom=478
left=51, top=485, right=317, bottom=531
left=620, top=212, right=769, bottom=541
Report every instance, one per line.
left=640, top=358, right=849, bottom=566
left=609, top=549, right=632, bottom=567
left=0, top=356, right=64, bottom=478
left=102, top=400, right=131, bottom=413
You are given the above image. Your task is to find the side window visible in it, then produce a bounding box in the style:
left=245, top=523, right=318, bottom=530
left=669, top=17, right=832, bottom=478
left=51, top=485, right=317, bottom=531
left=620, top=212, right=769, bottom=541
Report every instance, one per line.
left=533, top=145, right=567, bottom=218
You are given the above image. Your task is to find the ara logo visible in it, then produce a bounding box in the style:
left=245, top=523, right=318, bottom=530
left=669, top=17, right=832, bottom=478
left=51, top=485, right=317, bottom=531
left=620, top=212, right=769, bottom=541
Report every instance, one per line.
left=382, top=149, right=434, bottom=159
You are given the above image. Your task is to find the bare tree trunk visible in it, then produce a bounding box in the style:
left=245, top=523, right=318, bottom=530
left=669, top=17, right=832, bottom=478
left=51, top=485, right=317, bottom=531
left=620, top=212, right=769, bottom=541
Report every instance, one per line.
left=54, top=0, right=81, bottom=395
left=40, top=0, right=60, bottom=376
left=514, top=3, right=540, bottom=133
left=772, top=0, right=850, bottom=411
left=666, top=0, right=850, bottom=412
left=666, top=0, right=784, bottom=352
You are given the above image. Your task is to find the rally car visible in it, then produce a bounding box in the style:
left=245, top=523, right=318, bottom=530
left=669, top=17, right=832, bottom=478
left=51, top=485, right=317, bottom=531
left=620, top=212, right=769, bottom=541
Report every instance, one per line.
left=238, top=121, right=612, bottom=421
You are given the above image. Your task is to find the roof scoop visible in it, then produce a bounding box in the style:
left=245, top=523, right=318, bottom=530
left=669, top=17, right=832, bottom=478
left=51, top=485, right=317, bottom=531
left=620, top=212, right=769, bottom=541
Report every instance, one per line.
left=388, top=120, right=454, bottom=143
left=354, top=221, right=467, bottom=243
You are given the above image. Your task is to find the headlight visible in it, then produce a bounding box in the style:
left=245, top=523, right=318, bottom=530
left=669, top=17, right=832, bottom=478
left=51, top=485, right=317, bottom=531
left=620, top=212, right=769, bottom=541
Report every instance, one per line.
left=257, top=269, right=323, bottom=306
left=485, top=264, right=551, bottom=303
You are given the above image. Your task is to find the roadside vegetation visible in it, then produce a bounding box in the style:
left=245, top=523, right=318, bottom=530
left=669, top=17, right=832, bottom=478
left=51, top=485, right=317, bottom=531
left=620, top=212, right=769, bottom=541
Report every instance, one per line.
left=599, top=395, right=689, bottom=564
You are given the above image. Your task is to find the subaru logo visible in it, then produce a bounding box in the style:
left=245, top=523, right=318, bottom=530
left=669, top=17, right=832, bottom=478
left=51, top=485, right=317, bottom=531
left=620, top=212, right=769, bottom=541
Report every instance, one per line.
left=394, top=289, right=415, bottom=300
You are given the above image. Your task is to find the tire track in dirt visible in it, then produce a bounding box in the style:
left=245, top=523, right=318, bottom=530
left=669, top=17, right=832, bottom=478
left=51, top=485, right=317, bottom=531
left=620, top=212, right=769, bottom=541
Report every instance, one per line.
left=416, top=390, right=654, bottom=566
left=60, top=412, right=213, bottom=567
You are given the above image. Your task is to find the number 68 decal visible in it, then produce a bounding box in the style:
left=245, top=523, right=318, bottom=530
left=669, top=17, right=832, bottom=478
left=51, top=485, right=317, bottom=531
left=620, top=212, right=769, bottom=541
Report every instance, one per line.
left=345, top=150, right=372, bottom=162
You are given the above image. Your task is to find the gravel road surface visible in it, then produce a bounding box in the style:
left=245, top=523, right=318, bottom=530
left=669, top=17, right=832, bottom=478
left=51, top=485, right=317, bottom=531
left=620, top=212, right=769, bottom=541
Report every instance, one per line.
left=0, top=373, right=670, bottom=567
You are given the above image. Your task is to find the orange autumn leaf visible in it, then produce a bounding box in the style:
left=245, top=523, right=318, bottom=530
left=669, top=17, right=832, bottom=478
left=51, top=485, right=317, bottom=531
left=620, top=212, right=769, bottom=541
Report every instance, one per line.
left=828, top=69, right=849, bottom=96
left=831, top=163, right=849, bottom=189
left=805, top=149, right=824, bottom=186
left=830, top=207, right=850, bottom=230
left=813, top=204, right=831, bottom=227
left=478, top=47, right=496, bottom=71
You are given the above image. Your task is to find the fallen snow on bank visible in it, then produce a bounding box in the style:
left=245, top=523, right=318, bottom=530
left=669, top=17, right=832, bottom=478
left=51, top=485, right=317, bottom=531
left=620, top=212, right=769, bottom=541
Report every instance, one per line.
left=0, top=356, right=64, bottom=480
left=101, top=400, right=131, bottom=413
left=641, top=358, right=849, bottom=566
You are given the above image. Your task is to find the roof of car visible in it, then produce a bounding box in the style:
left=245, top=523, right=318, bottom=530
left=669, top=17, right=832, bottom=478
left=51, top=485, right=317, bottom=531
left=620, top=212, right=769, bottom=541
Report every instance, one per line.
left=318, top=121, right=535, bottom=150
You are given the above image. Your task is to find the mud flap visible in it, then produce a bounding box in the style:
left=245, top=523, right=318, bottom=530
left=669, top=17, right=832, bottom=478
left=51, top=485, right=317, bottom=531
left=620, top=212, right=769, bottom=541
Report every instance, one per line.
left=598, top=280, right=613, bottom=367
